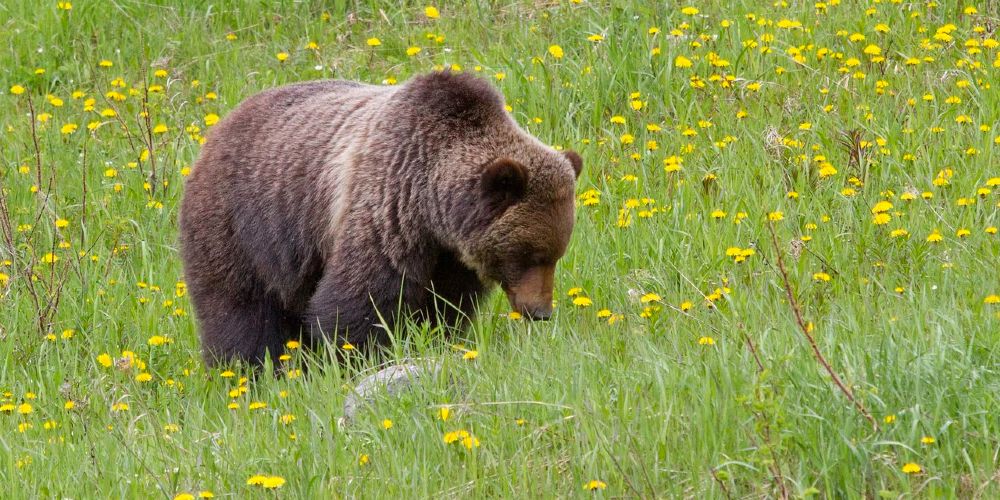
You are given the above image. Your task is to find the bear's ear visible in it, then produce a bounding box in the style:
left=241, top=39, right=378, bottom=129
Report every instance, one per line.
left=481, top=158, right=527, bottom=210
left=564, top=150, right=583, bottom=179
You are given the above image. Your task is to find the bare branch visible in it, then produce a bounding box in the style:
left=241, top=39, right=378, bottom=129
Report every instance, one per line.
left=766, top=220, right=878, bottom=430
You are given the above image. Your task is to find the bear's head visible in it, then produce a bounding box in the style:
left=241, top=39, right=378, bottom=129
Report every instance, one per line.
left=397, top=71, right=584, bottom=320
left=470, top=150, right=583, bottom=320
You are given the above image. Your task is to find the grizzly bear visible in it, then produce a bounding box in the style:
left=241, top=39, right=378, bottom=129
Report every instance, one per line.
left=179, top=71, right=582, bottom=366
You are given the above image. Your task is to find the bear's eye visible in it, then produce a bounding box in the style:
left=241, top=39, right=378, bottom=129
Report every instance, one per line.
left=521, top=251, right=549, bottom=268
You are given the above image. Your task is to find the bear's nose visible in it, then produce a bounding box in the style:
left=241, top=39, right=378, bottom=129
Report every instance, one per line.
left=522, top=304, right=552, bottom=321
left=528, top=309, right=552, bottom=321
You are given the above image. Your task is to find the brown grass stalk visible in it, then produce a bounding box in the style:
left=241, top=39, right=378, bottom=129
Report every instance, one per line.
left=766, top=220, right=878, bottom=431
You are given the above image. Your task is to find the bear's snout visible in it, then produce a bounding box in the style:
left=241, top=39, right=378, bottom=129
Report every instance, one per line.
left=521, top=304, right=552, bottom=321
left=505, top=265, right=555, bottom=321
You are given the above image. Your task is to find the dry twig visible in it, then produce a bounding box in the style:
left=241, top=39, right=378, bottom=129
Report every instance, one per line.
left=767, top=220, right=878, bottom=431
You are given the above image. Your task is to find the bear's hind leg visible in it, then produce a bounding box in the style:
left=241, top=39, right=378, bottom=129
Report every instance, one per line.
left=196, top=293, right=298, bottom=366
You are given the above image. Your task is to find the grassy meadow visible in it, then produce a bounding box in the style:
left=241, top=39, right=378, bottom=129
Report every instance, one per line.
left=2, top=0, right=1000, bottom=497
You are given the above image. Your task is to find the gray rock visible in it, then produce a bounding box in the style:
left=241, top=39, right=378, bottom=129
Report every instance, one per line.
left=339, top=360, right=443, bottom=427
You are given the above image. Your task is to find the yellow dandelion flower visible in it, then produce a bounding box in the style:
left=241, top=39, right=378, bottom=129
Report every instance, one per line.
left=461, top=435, right=480, bottom=449
left=443, top=430, right=462, bottom=443
left=871, top=201, right=892, bottom=214
left=148, top=335, right=171, bottom=346
left=259, top=475, right=286, bottom=488
left=548, top=45, right=564, bottom=59
left=663, top=161, right=683, bottom=173
left=776, top=19, right=802, bottom=29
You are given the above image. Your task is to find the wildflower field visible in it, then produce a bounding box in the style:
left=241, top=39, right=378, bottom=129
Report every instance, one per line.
left=2, top=0, right=1000, bottom=497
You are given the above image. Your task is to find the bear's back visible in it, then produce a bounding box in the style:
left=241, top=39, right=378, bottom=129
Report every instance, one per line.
left=182, top=79, right=391, bottom=310
left=202, top=79, right=380, bottom=152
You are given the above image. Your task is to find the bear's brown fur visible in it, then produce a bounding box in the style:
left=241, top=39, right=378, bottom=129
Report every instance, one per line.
left=179, top=71, right=582, bottom=365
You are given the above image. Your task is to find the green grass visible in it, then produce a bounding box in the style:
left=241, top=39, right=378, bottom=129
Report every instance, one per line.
left=2, top=0, right=999, bottom=497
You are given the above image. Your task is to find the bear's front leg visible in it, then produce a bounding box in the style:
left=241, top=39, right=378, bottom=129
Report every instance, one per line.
left=304, top=258, right=426, bottom=352
left=425, top=249, right=487, bottom=330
